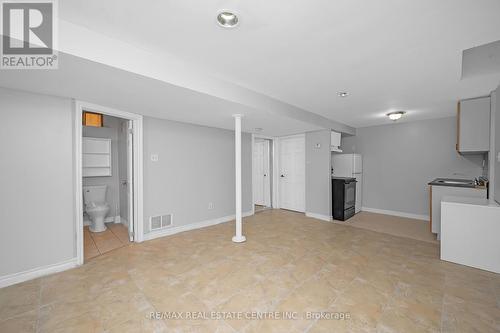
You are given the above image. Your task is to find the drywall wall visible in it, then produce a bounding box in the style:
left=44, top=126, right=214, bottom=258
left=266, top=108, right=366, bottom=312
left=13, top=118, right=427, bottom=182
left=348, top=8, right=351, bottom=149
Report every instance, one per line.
left=305, top=130, right=332, bottom=218
left=341, top=117, right=485, bottom=218
left=143, top=117, right=252, bottom=233
left=82, top=116, right=122, bottom=219
left=494, top=84, right=500, bottom=204
left=0, top=88, right=75, bottom=277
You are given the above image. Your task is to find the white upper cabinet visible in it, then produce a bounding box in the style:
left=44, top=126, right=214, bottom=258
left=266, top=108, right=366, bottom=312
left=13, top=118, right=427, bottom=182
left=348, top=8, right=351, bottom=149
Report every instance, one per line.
left=457, top=96, right=491, bottom=153
left=331, top=131, right=342, bottom=152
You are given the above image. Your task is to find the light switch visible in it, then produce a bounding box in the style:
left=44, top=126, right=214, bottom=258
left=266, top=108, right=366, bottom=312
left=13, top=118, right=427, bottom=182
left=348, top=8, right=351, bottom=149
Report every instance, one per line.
left=497, top=152, right=500, bottom=162
left=151, top=154, right=159, bottom=162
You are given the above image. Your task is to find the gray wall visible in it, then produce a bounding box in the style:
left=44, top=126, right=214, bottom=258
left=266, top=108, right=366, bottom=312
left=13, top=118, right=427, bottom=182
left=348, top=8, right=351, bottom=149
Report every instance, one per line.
left=342, top=117, right=485, bottom=217
left=82, top=116, right=123, bottom=218
left=0, top=88, right=75, bottom=276
left=494, top=85, right=500, bottom=204
left=143, top=117, right=252, bottom=233
left=305, top=130, right=332, bottom=217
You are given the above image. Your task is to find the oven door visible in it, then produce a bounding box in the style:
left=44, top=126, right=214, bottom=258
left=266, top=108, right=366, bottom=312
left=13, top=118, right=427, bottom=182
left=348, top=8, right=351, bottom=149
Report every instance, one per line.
left=344, top=180, right=356, bottom=210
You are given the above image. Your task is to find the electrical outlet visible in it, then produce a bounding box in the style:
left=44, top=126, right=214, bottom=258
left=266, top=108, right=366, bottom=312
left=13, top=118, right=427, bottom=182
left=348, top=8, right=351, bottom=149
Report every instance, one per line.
left=151, top=154, right=159, bottom=162
left=208, top=202, right=214, bottom=210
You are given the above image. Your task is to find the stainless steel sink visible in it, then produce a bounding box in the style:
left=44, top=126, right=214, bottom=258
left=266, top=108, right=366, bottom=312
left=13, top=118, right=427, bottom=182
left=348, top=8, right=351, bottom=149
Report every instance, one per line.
left=432, top=178, right=475, bottom=186
left=435, top=180, right=473, bottom=185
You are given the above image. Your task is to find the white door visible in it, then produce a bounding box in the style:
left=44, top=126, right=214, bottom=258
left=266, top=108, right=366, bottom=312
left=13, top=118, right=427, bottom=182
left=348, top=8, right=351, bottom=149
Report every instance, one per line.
left=253, top=141, right=265, bottom=205
left=253, top=140, right=271, bottom=207
left=278, top=135, right=305, bottom=212
left=127, top=121, right=134, bottom=241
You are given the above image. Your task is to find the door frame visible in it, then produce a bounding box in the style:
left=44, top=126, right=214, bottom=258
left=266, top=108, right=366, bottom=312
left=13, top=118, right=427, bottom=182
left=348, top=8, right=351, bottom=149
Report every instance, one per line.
left=74, top=101, right=144, bottom=266
left=251, top=134, right=278, bottom=215
left=276, top=133, right=306, bottom=212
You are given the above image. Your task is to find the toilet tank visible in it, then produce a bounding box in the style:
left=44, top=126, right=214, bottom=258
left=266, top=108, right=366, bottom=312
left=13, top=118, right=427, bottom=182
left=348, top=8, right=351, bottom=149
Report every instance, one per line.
left=83, top=185, right=107, bottom=205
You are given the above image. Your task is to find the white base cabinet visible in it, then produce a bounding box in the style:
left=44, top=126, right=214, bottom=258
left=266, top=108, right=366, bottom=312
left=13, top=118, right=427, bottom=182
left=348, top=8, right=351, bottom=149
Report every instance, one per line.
left=430, top=185, right=487, bottom=238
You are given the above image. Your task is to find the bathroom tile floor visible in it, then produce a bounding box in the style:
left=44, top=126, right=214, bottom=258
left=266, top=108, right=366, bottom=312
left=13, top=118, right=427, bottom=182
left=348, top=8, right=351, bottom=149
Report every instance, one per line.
left=84, top=223, right=130, bottom=261
left=1, top=209, right=499, bottom=332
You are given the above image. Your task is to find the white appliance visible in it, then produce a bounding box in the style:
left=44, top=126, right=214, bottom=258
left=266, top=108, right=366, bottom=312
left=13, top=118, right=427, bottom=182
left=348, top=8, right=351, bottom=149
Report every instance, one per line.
left=332, top=153, right=362, bottom=213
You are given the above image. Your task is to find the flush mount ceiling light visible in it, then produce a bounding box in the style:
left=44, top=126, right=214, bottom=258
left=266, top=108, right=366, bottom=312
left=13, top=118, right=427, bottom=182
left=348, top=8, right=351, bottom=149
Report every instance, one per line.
left=387, top=111, right=406, bottom=121
left=338, top=92, right=349, bottom=97
left=254, top=127, right=263, bottom=132
left=217, top=11, right=239, bottom=28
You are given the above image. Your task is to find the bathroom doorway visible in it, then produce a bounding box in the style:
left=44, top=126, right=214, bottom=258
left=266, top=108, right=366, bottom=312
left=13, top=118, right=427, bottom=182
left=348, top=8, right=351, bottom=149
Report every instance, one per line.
left=74, top=102, right=144, bottom=264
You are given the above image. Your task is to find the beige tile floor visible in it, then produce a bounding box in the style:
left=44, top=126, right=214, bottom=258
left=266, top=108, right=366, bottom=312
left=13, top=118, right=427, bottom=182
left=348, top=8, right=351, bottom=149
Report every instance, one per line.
left=337, top=211, right=438, bottom=244
left=1, top=209, right=499, bottom=332
left=84, top=223, right=131, bottom=261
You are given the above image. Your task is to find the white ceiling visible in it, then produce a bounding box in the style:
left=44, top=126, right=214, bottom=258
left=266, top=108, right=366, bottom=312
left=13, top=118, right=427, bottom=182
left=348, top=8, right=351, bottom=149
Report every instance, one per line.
left=58, top=0, right=500, bottom=128
left=0, top=53, right=321, bottom=137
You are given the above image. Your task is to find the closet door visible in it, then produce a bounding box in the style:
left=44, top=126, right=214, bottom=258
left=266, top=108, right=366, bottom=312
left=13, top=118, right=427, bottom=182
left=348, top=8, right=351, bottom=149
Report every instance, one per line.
left=278, top=135, right=305, bottom=212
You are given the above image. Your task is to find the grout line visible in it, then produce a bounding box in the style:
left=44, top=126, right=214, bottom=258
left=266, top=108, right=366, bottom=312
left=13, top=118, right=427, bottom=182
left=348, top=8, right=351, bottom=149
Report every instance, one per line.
left=107, top=223, right=130, bottom=246
left=88, top=229, right=102, bottom=256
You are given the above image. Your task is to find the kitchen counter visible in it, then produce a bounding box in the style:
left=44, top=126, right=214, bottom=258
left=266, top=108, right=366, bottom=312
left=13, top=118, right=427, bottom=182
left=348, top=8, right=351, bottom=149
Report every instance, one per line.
left=428, top=178, right=477, bottom=188
left=428, top=182, right=487, bottom=238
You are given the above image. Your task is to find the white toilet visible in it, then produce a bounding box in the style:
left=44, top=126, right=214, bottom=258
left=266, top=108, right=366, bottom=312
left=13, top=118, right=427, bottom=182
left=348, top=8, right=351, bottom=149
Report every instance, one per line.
left=83, top=185, right=110, bottom=233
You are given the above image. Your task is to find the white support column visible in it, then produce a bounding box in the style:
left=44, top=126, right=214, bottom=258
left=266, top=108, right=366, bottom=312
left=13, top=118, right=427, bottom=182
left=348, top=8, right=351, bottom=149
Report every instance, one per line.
left=232, top=114, right=246, bottom=243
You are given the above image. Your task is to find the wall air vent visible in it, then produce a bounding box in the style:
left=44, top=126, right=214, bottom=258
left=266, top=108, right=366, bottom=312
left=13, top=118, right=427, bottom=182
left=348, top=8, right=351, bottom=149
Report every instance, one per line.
left=150, top=214, right=173, bottom=231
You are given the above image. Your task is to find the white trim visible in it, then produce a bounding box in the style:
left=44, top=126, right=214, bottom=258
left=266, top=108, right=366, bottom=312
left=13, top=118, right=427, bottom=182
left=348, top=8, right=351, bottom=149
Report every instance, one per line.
left=361, top=207, right=429, bottom=221
left=73, top=100, right=84, bottom=265
left=0, top=258, right=78, bottom=289
left=74, top=101, right=144, bottom=267
left=144, top=211, right=253, bottom=242
left=251, top=134, right=277, bottom=214
left=305, top=212, right=333, bottom=222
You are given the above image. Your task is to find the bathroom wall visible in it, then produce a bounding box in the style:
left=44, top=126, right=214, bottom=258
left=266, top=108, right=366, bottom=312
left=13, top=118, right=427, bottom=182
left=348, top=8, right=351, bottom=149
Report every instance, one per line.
left=0, top=87, right=75, bottom=278
left=83, top=115, right=125, bottom=220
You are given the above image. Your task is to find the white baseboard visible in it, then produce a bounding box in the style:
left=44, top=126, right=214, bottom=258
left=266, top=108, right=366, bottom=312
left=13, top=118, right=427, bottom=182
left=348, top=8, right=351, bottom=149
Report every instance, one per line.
left=305, top=212, right=332, bottom=222
left=143, top=211, right=254, bottom=242
left=0, top=258, right=79, bottom=289
left=361, top=207, right=428, bottom=221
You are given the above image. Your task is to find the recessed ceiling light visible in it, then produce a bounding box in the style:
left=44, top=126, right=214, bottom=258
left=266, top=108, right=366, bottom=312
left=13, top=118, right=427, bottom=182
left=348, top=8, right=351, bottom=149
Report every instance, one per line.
left=217, top=11, right=239, bottom=28
left=386, top=111, right=406, bottom=121
left=338, top=92, right=349, bottom=97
